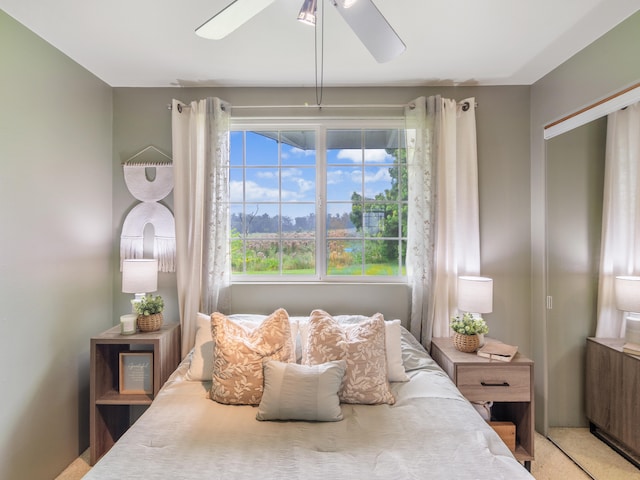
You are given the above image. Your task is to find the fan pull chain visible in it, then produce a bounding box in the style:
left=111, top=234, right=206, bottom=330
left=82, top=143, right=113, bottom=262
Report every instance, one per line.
left=314, top=0, right=324, bottom=107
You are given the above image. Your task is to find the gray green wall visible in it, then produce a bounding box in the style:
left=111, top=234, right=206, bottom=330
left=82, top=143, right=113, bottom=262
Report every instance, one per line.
left=530, top=10, right=640, bottom=433
left=0, top=11, right=113, bottom=480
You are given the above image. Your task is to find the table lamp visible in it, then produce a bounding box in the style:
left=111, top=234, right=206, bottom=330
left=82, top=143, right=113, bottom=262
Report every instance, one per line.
left=458, top=276, right=493, bottom=319
left=122, top=259, right=158, bottom=312
left=614, top=275, right=640, bottom=344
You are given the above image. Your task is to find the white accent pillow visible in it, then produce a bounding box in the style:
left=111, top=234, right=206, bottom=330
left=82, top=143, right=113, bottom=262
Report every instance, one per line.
left=185, top=313, right=299, bottom=382
left=256, top=360, right=346, bottom=422
left=384, top=319, right=410, bottom=382
left=184, top=313, right=215, bottom=381
left=299, top=316, right=408, bottom=382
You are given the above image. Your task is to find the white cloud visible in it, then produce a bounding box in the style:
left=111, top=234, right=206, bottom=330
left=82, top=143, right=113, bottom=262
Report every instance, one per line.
left=230, top=180, right=279, bottom=202
left=230, top=180, right=307, bottom=202
left=256, top=170, right=277, bottom=179
left=364, top=168, right=391, bottom=183
left=337, top=149, right=393, bottom=163
left=327, top=169, right=347, bottom=185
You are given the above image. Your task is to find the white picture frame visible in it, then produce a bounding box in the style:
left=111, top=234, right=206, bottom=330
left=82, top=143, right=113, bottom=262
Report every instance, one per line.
left=119, top=352, right=153, bottom=394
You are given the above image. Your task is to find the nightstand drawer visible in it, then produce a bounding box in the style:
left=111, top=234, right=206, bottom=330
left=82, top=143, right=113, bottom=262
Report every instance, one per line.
left=456, top=365, right=531, bottom=402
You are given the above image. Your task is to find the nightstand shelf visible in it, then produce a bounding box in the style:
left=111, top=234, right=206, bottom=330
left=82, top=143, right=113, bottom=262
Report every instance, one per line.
left=95, top=390, right=153, bottom=405
left=430, top=337, right=534, bottom=471
left=89, top=323, right=181, bottom=465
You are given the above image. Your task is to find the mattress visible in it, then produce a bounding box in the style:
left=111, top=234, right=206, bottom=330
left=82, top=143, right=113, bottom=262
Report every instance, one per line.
left=85, top=328, right=534, bottom=479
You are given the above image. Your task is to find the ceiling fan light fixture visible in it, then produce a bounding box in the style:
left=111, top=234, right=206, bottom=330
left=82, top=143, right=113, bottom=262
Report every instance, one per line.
left=297, top=0, right=317, bottom=26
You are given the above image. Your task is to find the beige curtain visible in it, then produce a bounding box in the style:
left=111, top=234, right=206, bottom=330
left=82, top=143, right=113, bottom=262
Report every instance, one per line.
left=405, top=96, right=480, bottom=348
left=596, top=101, right=640, bottom=338
left=172, top=98, right=231, bottom=357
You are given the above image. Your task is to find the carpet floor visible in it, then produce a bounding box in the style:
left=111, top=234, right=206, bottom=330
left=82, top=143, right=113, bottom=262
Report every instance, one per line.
left=548, top=427, right=640, bottom=480
left=55, top=430, right=638, bottom=479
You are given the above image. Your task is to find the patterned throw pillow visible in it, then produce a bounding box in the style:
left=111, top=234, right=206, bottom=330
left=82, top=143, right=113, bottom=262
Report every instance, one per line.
left=303, top=309, right=395, bottom=405
left=210, top=308, right=294, bottom=405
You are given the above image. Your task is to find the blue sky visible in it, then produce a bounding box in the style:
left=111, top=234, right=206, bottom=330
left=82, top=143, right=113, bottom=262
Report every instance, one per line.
left=229, top=130, right=398, bottom=218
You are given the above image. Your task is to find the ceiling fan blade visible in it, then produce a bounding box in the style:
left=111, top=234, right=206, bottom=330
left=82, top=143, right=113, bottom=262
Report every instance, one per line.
left=332, top=0, right=405, bottom=63
left=196, top=0, right=277, bottom=39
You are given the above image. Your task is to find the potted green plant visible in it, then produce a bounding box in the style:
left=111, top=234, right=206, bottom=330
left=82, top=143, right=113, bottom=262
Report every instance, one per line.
left=134, top=294, right=164, bottom=332
left=450, top=312, right=489, bottom=352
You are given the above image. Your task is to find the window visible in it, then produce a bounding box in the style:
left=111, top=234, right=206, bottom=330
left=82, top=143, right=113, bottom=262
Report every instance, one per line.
left=229, top=119, right=407, bottom=281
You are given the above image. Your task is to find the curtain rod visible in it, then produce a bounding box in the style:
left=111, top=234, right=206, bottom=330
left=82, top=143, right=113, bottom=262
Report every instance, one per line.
left=167, top=100, right=477, bottom=112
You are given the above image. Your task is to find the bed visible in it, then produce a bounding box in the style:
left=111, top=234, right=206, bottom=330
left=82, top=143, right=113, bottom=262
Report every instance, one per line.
left=85, top=309, right=534, bottom=479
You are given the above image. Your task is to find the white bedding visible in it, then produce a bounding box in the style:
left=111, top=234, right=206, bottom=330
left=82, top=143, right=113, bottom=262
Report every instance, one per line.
left=85, top=329, right=534, bottom=479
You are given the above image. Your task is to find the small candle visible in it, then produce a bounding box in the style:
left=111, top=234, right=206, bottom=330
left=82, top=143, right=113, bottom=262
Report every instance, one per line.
left=120, top=314, right=137, bottom=335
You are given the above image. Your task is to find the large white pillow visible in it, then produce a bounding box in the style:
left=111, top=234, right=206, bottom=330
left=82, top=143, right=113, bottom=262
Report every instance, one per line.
left=256, top=360, right=346, bottom=422
left=185, top=313, right=299, bottom=382
left=299, top=315, right=408, bottom=382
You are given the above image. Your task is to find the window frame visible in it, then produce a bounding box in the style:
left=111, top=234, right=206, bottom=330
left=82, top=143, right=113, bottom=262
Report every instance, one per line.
left=229, top=116, right=407, bottom=284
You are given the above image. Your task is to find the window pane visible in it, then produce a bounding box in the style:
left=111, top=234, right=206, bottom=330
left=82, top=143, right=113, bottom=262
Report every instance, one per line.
left=281, top=132, right=315, bottom=165
left=242, top=204, right=279, bottom=234
left=245, top=239, right=280, bottom=274
left=363, top=240, right=402, bottom=276
left=363, top=148, right=395, bottom=165
left=230, top=204, right=245, bottom=236
left=327, top=239, right=362, bottom=275
left=364, top=166, right=393, bottom=198
left=246, top=132, right=278, bottom=166
left=282, top=238, right=315, bottom=274
left=327, top=203, right=359, bottom=238
left=281, top=204, right=315, bottom=236
left=384, top=163, right=407, bottom=201
left=364, top=129, right=405, bottom=151
left=230, top=131, right=244, bottom=166
left=327, top=130, right=362, bottom=160
left=282, top=167, right=315, bottom=201
left=327, top=166, right=362, bottom=201
left=229, top=168, right=244, bottom=202
left=244, top=168, right=279, bottom=201
left=230, top=234, right=244, bottom=274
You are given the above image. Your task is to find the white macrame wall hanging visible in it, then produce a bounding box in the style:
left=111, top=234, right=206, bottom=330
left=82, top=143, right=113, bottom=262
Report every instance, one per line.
left=120, top=146, right=176, bottom=272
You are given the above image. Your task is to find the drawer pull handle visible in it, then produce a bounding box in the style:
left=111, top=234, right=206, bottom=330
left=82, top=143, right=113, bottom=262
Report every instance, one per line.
left=481, top=381, right=510, bottom=387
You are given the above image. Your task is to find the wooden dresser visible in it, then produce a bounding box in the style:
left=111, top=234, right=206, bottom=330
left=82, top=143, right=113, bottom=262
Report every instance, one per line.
left=585, top=337, right=640, bottom=465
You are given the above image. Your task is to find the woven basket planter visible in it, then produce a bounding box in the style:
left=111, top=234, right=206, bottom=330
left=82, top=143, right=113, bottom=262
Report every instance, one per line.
left=137, top=312, right=163, bottom=332
left=453, top=332, right=480, bottom=353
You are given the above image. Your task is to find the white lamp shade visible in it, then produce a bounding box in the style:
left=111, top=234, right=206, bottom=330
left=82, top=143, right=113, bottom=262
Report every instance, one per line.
left=458, top=276, right=493, bottom=314
left=122, top=259, right=158, bottom=294
left=615, top=276, right=640, bottom=313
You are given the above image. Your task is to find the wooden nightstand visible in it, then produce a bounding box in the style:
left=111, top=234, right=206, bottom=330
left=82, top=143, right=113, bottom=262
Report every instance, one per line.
left=430, top=337, right=534, bottom=471
left=89, top=323, right=181, bottom=465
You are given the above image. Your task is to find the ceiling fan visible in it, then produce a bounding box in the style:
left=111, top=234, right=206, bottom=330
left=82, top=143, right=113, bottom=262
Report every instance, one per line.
left=195, top=0, right=405, bottom=63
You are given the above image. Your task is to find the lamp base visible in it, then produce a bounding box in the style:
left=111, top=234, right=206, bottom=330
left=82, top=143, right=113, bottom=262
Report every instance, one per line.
left=130, top=293, right=147, bottom=313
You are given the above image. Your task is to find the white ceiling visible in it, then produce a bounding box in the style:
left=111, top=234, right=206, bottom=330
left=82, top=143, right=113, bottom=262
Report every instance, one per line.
left=1, top=0, right=638, bottom=88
